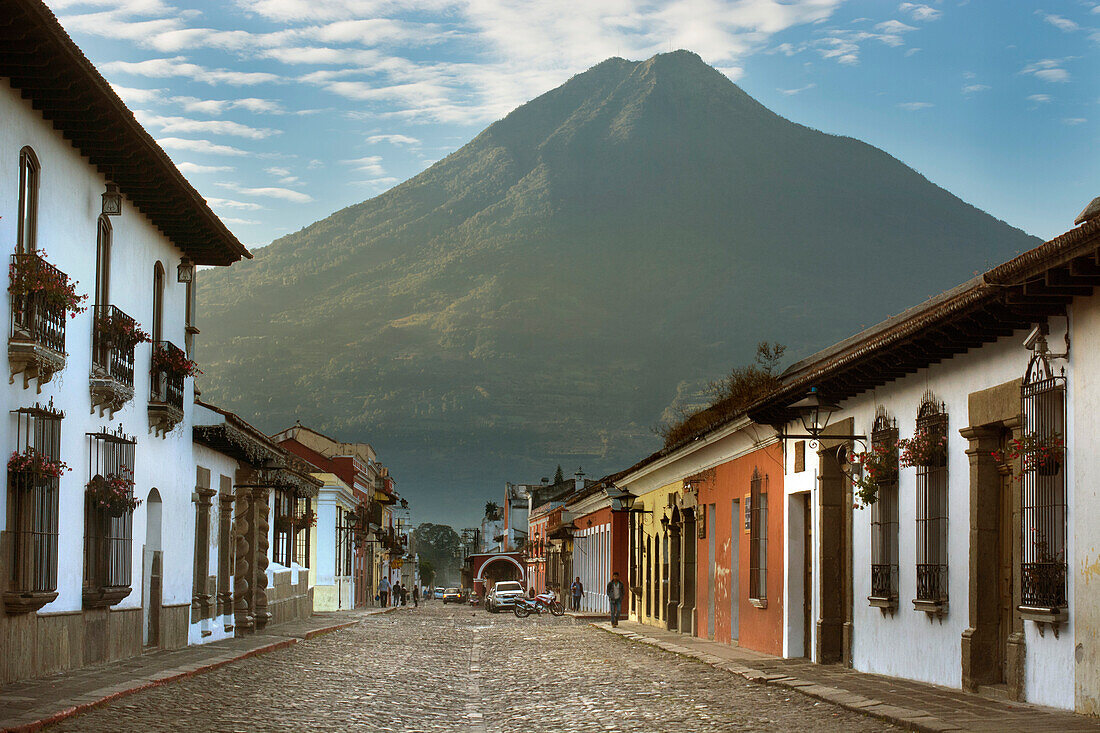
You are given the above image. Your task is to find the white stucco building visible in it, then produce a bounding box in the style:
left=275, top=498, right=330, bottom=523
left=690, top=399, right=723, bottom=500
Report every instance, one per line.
left=0, top=0, right=249, bottom=684
left=756, top=205, right=1100, bottom=713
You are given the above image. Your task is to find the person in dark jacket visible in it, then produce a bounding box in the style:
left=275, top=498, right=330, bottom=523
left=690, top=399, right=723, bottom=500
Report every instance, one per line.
left=606, top=572, right=626, bottom=627
left=570, top=577, right=583, bottom=612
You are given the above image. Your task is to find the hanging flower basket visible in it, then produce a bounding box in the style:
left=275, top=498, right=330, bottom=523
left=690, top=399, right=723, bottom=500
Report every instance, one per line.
left=9, top=250, right=88, bottom=317
left=897, top=428, right=948, bottom=468
left=86, top=468, right=140, bottom=516
left=96, top=311, right=151, bottom=351
left=299, top=508, right=317, bottom=528
left=151, top=345, right=202, bottom=379
left=850, top=443, right=898, bottom=507
left=992, top=433, right=1064, bottom=481
left=8, top=448, right=70, bottom=487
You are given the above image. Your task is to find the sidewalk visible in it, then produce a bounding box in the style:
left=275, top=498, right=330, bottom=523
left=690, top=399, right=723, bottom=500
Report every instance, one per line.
left=594, top=620, right=1100, bottom=732
left=0, top=607, right=394, bottom=733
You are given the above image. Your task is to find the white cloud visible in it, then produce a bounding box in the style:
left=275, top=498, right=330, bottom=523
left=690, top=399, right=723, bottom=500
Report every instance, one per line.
left=219, top=216, right=260, bottom=225
left=137, top=113, right=280, bottom=139
left=205, top=197, right=264, bottom=210
left=779, top=83, right=816, bottom=95
left=175, top=162, right=235, bottom=175
left=172, top=96, right=287, bottom=115
left=897, top=101, right=934, bottom=110
left=110, top=84, right=164, bottom=105
left=365, top=134, right=421, bottom=146
left=1042, top=14, right=1079, bottom=32
left=157, top=137, right=250, bottom=156
left=216, top=181, right=314, bottom=202
left=1027, top=93, right=1052, bottom=103
left=1021, top=59, right=1071, bottom=82
left=963, top=84, right=990, bottom=94
left=904, top=47, right=921, bottom=56
left=352, top=177, right=400, bottom=187
left=898, top=3, right=941, bottom=21
left=101, top=57, right=281, bottom=85
left=875, top=20, right=917, bottom=34
left=1063, top=117, right=1087, bottom=125
left=341, top=155, right=386, bottom=175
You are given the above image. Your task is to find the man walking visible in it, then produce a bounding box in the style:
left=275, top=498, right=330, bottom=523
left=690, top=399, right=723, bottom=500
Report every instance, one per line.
left=570, top=576, right=583, bottom=612
left=392, top=581, right=402, bottom=607
left=412, top=584, right=420, bottom=608
left=379, top=576, right=391, bottom=608
left=606, top=571, right=625, bottom=627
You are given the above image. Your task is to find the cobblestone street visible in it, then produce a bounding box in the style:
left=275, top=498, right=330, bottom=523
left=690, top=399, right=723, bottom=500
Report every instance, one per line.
left=48, top=604, right=893, bottom=732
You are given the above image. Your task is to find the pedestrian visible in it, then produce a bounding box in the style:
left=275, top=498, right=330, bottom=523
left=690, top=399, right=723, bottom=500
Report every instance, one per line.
left=412, top=585, right=420, bottom=608
left=606, top=571, right=625, bottom=627
left=392, top=581, right=402, bottom=607
left=379, top=577, right=390, bottom=608
left=570, top=576, right=583, bottom=612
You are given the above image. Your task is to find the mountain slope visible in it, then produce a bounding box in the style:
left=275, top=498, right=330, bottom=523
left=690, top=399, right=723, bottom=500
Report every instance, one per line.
left=197, top=51, right=1038, bottom=525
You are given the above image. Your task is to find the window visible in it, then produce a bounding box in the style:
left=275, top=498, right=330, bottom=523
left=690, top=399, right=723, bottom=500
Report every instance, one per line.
left=749, top=468, right=768, bottom=602
left=794, top=440, right=806, bottom=473
left=869, top=409, right=899, bottom=602
left=17, top=147, right=39, bottom=255
left=1020, top=355, right=1067, bottom=609
left=151, top=262, right=164, bottom=344
left=336, top=506, right=351, bottom=576
left=84, top=426, right=136, bottom=607
left=914, top=394, right=948, bottom=606
left=94, top=216, right=111, bottom=307
left=273, top=488, right=295, bottom=566
left=295, top=496, right=311, bottom=568
left=5, top=402, right=64, bottom=613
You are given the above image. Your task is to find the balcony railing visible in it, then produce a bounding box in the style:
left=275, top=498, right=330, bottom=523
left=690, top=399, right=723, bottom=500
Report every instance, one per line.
left=10, top=253, right=67, bottom=354
left=150, top=340, right=185, bottom=410
left=92, top=305, right=137, bottom=388
left=870, top=563, right=896, bottom=600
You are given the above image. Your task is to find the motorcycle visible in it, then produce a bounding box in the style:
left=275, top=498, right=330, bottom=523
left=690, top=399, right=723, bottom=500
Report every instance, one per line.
left=514, top=591, right=565, bottom=617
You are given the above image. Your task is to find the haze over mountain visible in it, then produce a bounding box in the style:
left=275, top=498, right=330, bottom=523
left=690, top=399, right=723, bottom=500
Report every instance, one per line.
left=197, top=50, right=1038, bottom=527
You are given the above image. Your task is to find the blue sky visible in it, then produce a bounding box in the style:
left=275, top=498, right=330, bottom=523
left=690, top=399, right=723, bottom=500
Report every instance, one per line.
left=49, top=0, right=1099, bottom=247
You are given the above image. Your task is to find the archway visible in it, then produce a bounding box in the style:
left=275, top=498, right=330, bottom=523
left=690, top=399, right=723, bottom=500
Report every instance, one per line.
left=666, top=507, right=682, bottom=631
left=476, top=555, right=525, bottom=588
left=143, top=488, right=162, bottom=647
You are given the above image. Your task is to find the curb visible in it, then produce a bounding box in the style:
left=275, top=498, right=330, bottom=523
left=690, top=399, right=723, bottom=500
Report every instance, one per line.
left=2, top=617, right=364, bottom=733
left=590, top=623, right=963, bottom=733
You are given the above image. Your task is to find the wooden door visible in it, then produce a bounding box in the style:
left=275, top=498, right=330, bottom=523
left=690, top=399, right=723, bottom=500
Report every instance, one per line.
left=803, top=493, right=813, bottom=659
left=997, top=456, right=1013, bottom=682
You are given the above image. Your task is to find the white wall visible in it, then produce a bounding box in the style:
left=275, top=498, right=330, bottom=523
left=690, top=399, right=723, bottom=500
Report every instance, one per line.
left=190, top=442, right=238, bottom=645
left=1, top=80, right=198, bottom=622
left=828, top=331, right=1074, bottom=706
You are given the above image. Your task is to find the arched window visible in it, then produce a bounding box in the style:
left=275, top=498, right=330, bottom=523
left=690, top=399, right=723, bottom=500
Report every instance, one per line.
left=94, top=216, right=111, bottom=307
left=913, top=393, right=948, bottom=608
left=151, top=262, right=164, bottom=344
left=17, top=147, right=39, bottom=254
left=869, top=407, right=899, bottom=605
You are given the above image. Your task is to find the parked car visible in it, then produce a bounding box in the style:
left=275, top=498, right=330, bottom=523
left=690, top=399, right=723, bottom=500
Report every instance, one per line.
left=485, top=581, right=526, bottom=613
left=442, top=587, right=462, bottom=604
left=432, top=588, right=445, bottom=599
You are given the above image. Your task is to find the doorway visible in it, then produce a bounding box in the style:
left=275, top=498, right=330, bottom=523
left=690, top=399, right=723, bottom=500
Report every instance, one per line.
left=730, top=499, right=740, bottom=642
left=707, top=503, right=716, bottom=640
left=802, top=493, right=813, bottom=659
left=996, top=434, right=1013, bottom=683
left=143, top=488, right=162, bottom=647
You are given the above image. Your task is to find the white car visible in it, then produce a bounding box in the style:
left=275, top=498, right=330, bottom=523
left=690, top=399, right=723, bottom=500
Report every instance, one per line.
left=485, top=581, right=526, bottom=613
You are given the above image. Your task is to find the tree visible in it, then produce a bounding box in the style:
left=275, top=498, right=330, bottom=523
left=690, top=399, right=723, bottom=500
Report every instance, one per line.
left=553, top=464, right=564, bottom=484
left=418, top=559, right=435, bottom=587
left=656, top=341, right=787, bottom=448
left=484, top=501, right=500, bottom=520
left=411, top=523, right=463, bottom=585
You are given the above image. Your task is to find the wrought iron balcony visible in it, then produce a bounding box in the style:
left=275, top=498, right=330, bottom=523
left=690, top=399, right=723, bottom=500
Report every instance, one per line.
left=8, top=252, right=68, bottom=391
left=148, top=340, right=185, bottom=436
left=90, top=305, right=138, bottom=418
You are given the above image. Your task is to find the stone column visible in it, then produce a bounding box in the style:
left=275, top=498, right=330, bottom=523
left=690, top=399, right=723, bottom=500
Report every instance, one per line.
left=192, top=486, right=216, bottom=623
left=217, top=479, right=234, bottom=624
left=233, top=484, right=254, bottom=635
left=252, top=486, right=271, bottom=630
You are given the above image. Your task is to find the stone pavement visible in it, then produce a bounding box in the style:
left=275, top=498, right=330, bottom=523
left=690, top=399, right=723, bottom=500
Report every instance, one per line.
left=20, top=603, right=898, bottom=732
left=596, top=619, right=1100, bottom=732
left=0, top=607, right=392, bottom=733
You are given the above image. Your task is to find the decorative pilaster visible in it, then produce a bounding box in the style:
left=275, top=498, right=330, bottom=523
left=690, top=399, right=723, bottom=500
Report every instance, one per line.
left=217, top=491, right=234, bottom=623
left=192, top=487, right=216, bottom=623
left=252, top=486, right=271, bottom=630
left=233, top=488, right=254, bottom=635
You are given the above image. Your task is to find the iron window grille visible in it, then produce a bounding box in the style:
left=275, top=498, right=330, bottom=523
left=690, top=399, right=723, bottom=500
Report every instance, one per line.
left=1020, top=355, right=1067, bottom=610
left=6, top=401, right=64, bottom=611
left=83, top=425, right=136, bottom=606
left=91, top=305, right=138, bottom=388
left=273, top=488, right=295, bottom=566
left=870, top=409, right=900, bottom=602
left=294, top=496, right=311, bottom=568
left=914, top=394, right=949, bottom=605
left=149, top=340, right=185, bottom=409
left=10, top=252, right=68, bottom=355
left=749, top=468, right=768, bottom=601
left=336, top=507, right=352, bottom=577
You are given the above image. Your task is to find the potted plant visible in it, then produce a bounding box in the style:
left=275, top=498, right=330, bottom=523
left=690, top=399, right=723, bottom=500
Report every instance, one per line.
left=992, top=433, right=1064, bottom=479
left=96, top=310, right=151, bottom=351
left=151, top=345, right=202, bottom=379
left=850, top=442, right=898, bottom=507
left=897, top=428, right=948, bottom=468
left=8, top=249, right=88, bottom=317
left=8, top=448, right=70, bottom=486
left=86, top=467, right=140, bottom=516
left=299, top=508, right=317, bottom=528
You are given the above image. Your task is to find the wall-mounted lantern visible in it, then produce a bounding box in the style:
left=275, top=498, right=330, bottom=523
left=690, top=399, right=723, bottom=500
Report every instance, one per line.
left=101, top=183, right=122, bottom=216
left=177, top=257, right=194, bottom=283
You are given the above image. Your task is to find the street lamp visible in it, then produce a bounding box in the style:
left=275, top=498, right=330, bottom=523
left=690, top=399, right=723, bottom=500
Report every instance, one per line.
left=604, top=484, right=651, bottom=514
left=177, top=257, right=195, bottom=283
left=777, top=387, right=865, bottom=445
left=101, top=183, right=122, bottom=216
